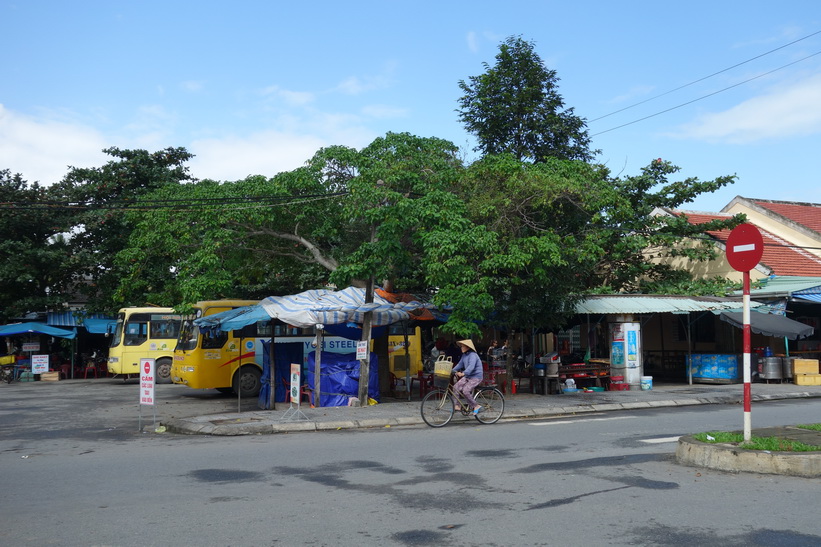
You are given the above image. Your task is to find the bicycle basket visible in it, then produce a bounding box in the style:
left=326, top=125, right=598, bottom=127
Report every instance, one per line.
left=433, top=355, right=454, bottom=377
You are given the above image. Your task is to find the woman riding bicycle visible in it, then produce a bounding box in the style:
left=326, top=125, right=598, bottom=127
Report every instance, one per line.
left=451, top=339, right=483, bottom=415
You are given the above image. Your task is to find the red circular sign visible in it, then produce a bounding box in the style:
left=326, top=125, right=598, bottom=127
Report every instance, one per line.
left=726, top=223, right=764, bottom=272
left=144, top=361, right=151, bottom=374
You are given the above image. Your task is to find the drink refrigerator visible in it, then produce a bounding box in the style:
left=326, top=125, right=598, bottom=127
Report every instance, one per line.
left=609, top=322, right=642, bottom=387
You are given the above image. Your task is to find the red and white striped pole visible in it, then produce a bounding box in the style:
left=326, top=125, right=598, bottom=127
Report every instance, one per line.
left=725, top=223, right=763, bottom=443
left=742, top=269, right=752, bottom=442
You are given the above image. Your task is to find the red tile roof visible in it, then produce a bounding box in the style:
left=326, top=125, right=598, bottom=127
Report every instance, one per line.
left=673, top=211, right=821, bottom=277
left=751, top=199, right=821, bottom=236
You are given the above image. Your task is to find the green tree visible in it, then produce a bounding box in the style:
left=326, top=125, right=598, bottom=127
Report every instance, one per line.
left=49, top=147, right=195, bottom=313
left=583, top=158, right=743, bottom=293
left=0, top=170, right=71, bottom=322
left=115, top=133, right=468, bottom=309
left=457, top=35, right=595, bottom=163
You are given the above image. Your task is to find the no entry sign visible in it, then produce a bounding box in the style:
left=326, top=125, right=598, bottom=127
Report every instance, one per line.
left=140, top=358, right=155, bottom=406
left=726, top=223, right=764, bottom=272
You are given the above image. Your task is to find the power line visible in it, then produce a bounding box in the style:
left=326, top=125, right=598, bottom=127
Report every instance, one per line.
left=590, top=50, right=821, bottom=137
left=589, top=29, right=821, bottom=123
left=0, top=191, right=350, bottom=212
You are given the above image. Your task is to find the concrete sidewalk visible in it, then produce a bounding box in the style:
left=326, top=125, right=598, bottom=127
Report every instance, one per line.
left=164, top=381, right=821, bottom=436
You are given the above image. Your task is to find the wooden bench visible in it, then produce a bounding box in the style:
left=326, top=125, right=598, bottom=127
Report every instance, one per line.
left=558, top=360, right=611, bottom=388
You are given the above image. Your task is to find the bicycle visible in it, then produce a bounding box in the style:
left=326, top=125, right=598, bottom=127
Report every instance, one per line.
left=420, top=375, right=505, bottom=427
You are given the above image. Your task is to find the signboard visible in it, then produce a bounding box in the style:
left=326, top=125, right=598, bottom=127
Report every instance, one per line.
left=290, top=363, right=301, bottom=405
left=22, top=342, right=39, bottom=352
left=726, top=223, right=764, bottom=272
left=31, top=354, right=49, bottom=374
left=356, top=341, right=368, bottom=360
left=139, top=358, right=155, bottom=406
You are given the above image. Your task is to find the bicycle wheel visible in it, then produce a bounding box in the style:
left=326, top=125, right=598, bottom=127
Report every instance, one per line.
left=474, top=387, right=505, bottom=424
left=420, top=389, right=455, bottom=427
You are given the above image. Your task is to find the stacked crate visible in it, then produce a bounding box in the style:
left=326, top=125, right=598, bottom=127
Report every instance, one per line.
left=793, top=359, right=821, bottom=386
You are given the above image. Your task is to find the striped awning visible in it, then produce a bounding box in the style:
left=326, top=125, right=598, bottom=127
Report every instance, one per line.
left=47, top=312, right=116, bottom=333
left=196, top=287, right=437, bottom=332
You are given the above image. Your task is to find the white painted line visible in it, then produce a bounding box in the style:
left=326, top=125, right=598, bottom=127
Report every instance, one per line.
left=640, top=436, right=681, bottom=444
left=529, top=416, right=635, bottom=426
left=733, top=243, right=756, bottom=253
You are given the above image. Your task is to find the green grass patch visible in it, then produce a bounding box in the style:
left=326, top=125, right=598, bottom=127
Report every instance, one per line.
left=796, top=423, right=821, bottom=431
left=693, top=431, right=821, bottom=452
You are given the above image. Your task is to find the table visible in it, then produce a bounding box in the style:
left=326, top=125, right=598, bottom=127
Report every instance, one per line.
left=558, top=363, right=611, bottom=389
left=531, top=375, right=562, bottom=395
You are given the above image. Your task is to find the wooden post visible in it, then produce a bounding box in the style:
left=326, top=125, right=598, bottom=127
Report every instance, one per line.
left=314, top=326, right=323, bottom=408
left=357, top=278, right=374, bottom=405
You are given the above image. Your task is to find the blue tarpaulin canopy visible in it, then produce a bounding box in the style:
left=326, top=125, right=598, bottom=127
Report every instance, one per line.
left=0, top=322, right=76, bottom=339
left=195, top=287, right=437, bottom=332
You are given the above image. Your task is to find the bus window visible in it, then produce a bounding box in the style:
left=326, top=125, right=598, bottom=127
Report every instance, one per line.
left=150, top=316, right=181, bottom=340
left=201, top=330, right=227, bottom=349
left=124, top=321, right=148, bottom=346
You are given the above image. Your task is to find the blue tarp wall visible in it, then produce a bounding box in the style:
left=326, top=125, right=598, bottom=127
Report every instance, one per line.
left=304, top=351, right=379, bottom=407
left=261, top=340, right=305, bottom=405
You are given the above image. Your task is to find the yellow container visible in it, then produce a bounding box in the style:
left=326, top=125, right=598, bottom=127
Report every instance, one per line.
left=794, top=373, right=821, bottom=386
left=793, top=359, right=820, bottom=375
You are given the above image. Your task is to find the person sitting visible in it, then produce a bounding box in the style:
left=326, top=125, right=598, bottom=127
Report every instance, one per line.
left=451, top=339, right=484, bottom=414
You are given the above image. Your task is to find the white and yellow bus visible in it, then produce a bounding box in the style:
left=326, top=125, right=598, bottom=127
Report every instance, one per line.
left=107, top=307, right=183, bottom=383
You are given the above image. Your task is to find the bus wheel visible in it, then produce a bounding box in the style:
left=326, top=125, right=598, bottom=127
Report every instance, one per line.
left=234, top=366, right=262, bottom=398
left=155, top=358, right=173, bottom=384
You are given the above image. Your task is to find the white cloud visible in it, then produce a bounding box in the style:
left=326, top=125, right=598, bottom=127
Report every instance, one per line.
left=335, top=74, right=392, bottom=96
left=260, top=85, right=315, bottom=107
left=466, top=31, right=479, bottom=53
left=188, top=130, right=329, bottom=181
left=360, top=104, right=408, bottom=119
left=180, top=80, right=205, bottom=92
left=0, top=104, right=109, bottom=184
left=672, top=74, right=821, bottom=143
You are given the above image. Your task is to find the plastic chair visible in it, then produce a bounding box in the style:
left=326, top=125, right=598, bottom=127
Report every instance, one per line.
left=83, top=363, right=98, bottom=378
left=411, top=372, right=434, bottom=398
left=59, top=364, right=71, bottom=380
left=282, top=378, right=314, bottom=407
left=390, top=372, right=408, bottom=394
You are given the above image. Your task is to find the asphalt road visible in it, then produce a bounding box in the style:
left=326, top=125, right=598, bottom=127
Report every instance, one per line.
left=2, top=379, right=821, bottom=546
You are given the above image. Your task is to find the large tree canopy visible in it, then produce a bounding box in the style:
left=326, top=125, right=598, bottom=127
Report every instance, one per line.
left=115, top=133, right=470, bottom=311
left=457, top=35, right=595, bottom=163
left=0, top=170, right=70, bottom=322
left=49, top=147, right=195, bottom=312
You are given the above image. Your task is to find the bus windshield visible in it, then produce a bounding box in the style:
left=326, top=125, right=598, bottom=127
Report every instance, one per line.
left=109, top=314, right=125, bottom=348
left=177, top=317, right=199, bottom=352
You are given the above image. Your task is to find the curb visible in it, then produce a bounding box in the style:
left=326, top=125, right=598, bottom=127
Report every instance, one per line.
left=163, top=390, right=821, bottom=436
left=675, top=434, right=821, bottom=478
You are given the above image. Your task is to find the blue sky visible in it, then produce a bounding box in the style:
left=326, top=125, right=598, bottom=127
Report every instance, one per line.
left=2, top=1, right=820, bottom=213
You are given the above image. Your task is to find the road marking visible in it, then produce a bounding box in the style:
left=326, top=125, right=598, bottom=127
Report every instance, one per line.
left=529, top=416, right=635, bottom=426
left=640, top=436, right=681, bottom=444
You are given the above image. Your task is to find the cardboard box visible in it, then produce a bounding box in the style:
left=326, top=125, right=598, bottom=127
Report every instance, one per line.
left=793, top=359, right=820, bottom=375
left=794, top=373, right=821, bottom=386
left=40, top=371, right=60, bottom=382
